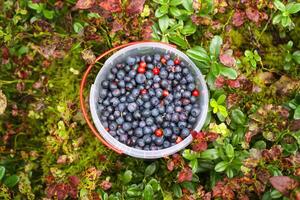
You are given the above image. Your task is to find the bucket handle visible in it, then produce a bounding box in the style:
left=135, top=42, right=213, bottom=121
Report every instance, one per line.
left=80, top=41, right=176, bottom=154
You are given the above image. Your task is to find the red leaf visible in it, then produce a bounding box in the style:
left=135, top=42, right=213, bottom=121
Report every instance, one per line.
left=245, top=7, right=260, bottom=23
left=100, top=180, right=112, bottom=190
left=75, top=0, right=95, bottom=9
left=178, top=167, right=193, bottom=183
left=142, top=20, right=153, bottom=40
left=192, top=141, right=208, bottom=152
left=232, top=10, right=245, bottom=27
left=219, top=54, right=235, bottom=67
left=111, top=20, right=123, bottom=33
left=126, top=0, right=146, bottom=15
left=167, top=160, right=175, bottom=171
left=206, top=132, right=218, bottom=142
left=215, top=76, right=226, bottom=88
left=269, top=176, right=298, bottom=196
left=227, top=79, right=240, bottom=88
left=68, top=176, right=80, bottom=187
left=99, top=0, right=122, bottom=13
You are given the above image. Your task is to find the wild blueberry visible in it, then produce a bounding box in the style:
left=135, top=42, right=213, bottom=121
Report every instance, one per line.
left=183, top=91, right=191, bottom=98
left=142, top=109, right=151, bottom=117
left=175, top=73, right=182, bottom=81
left=187, top=83, right=195, bottom=91
left=181, top=128, right=190, bottom=138
left=163, top=140, right=171, bottom=148
left=186, top=74, right=194, bottom=82
left=116, top=117, right=124, bottom=125
left=116, top=70, right=125, bottom=80
left=126, top=56, right=136, bottom=65
left=107, top=73, right=115, bottom=80
left=128, top=130, right=134, bottom=136
left=136, top=74, right=146, bottom=84
left=175, top=106, right=182, bottom=113
left=119, top=134, right=128, bottom=143
left=175, top=65, right=182, bottom=72
left=132, top=121, right=139, bottom=128
left=136, top=98, right=144, bottom=106
left=164, top=128, right=172, bottom=137
left=191, top=107, right=201, bottom=117
left=182, top=98, right=191, bottom=106
left=189, top=116, right=197, bottom=123
left=151, top=108, right=159, bottom=117
left=168, top=73, right=175, bottom=80
left=137, top=139, right=145, bottom=147
left=151, top=97, right=160, bottom=106
left=163, top=54, right=171, bottom=60
left=103, top=99, right=110, bottom=106
left=190, top=96, right=197, bottom=103
left=110, top=97, right=119, bottom=106
left=160, top=70, right=168, bottom=79
left=154, top=137, right=164, bottom=146
left=154, top=54, right=161, bottom=61
left=133, top=111, right=141, bottom=119
left=155, top=88, right=163, bottom=97
left=158, top=105, right=165, bottom=113
left=134, top=128, right=143, bottom=138
left=122, top=122, right=132, bottom=131
left=143, top=126, right=152, bottom=135
left=109, top=122, right=117, bottom=131
left=101, top=80, right=109, bottom=89
left=108, top=115, right=115, bottom=121
left=112, top=89, right=121, bottom=97
left=171, top=113, right=179, bottom=122
left=125, top=113, right=133, bottom=122
left=145, top=55, right=152, bottom=63
left=146, top=117, right=154, bottom=126
left=99, top=89, right=108, bottom=98
left=125, top=65, right=131, bottom=72
left=161, top=79, right=169, bottom=88
left=128, top=70, right=136, bottom=78
left=128, top=102, right=138, bottom=112
left=180, top=78, right=187, bottom=85
left=125, top=82, right=134, bottom=90
left=117, top=103, right=126, bottom=112
left=145, top=71, right=153, bottom=79
left=111, top=67, right=118, bottom=74
left=139, top=120, right=146, bottom=128
left=127, top=95, right=136, bottom=103
left=147, top=63, right=154, bottom=69
left=153, top=83, right=160, bottom=89
left=110, top=130, right=117, bottom=137
left=172, top=127, right=180, bottom=135
left=182, top=67, right=189, bottom=75
left=167, top=60, right=174, bottom=66
left=155, top=116, right=164, bottom=124
left=178, top=121, right=187, bottom=129
left=179, top=113, right=188, bottom=121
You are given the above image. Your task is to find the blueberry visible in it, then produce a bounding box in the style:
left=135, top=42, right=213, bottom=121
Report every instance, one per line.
left=143, top=102, right=151, bottom=109
left=163, top=140, right=171, bottom=148
left=125, top=82, right=134, bottom=90
left=144, top=145, right=150, bottom=151
left=155, top=116, right=163, bottom=124
left=182, top=67, right=189, bottom=75
left=108, top=115, right=115, bottom=121
left=146, top=117, right=154, bottom=126
left=190, top=96, right=197, bottom=103
left=142, top=109, right=151, bottom=117
left=171, top=113, right=179, bottom=122
left=143, top=135, right=152, bottom=144
left=180, top=78, right=187, bottom=85
left=137, top=98, right=144, bottom=106
left=144, top=126, right=152, bottom=135
left=160, top=70, right=168, bottom=79
left=116, top=70, right=125, bottom=80
left=126, top=56, right=136, bottom=65
left=109, top=122, right=117, bottom=131
left=124, top=76, right=131, bottom=82
left=119, top=134, right=128, bottom=143
left=165, top=113, right=172, bottom=121
left=101, top=80, right=109, bottom=89
left=174, top=92, right=181, bottom=99
left=99, top=89, right=108, bottom=98
left=151, top=97, right=160, bottom=106
left=120, top=88, right=126, bottom=95
left=160, top=80, right=169, bottom=88
left=136, top=74, right=146, bottom=84
left=118, top=80, right=125, bottom=88
left=168, top=73, right=175, bottom=80
left=125, top=113, right=133, bottom=122
left=148, top=88, right=155, bottom=96
left=139, top=120, right=146, bottom=128
left=128, top=102, right=138, bottom=112
left=145, top=55, right=152, bottom=63
left=154, top=137, right=164, bottom=146
left=132, top=121, right=139, bottom=128
left=107, top=106, right=114, bottom=113
left=118, top=103, right=126, bottom=112
left=108, top=73, right=115, bottom=80
left=147, top=63, right=154, bottom=69
left=175, top=106, right=182, bottom=113
left=158, top=105, right=165, bottom=113
left=127, top=95, right=136, bottom=103
left=131, top=88, right=140, bottom=97
left=128, top=70, right=136, bottom=78
left=111, top=67, right=118, bottom=74
left=116, top=117, right=124, bottom=125
left=182, top=98, right=191, bottom=106
left=110, top=97, right=119, bottom=106
left=122, top=122, right=132, bottom=131
left=167, top=60, right=174, bottom=66
left=131, top=136, right=138, bottom=145
left=128, top=130, right=134, bottom=136
left=153, top=75, right=161, bottom=83
left=145, top=71, right=153, bottom=79
left=183, top=91, right=191, bottom=98
left=187, top=83, right=195, bottom=91
left=178, top=121, right=187, bottom=129
left=103, top=111, right=110, bottom=117
left=135, top=56, right=141, bottom=63
left=186, top=74, right=194, bottom=82
left=134, top=128, right=143, bottom=138
left=163, top=54, right=171, bottom=60
left=151, top=125, right=157, bottom=132
left=110, top=130, right=117, bottom=137
left=112, top=89, right=121, bottom=97
left=141, top=55, right=146, bottom=62
left=153, top=83, right=160, bottom=89
left=150, top=145, right=158, bottom=151
left=189, top=116, right=197, bottom=123
left=165, top=94, right=174, bottom=101
left=175, top=65, right=182, bottom=72
left=151, top=108, right=159, bottom=117
left=191, top=107, right=201, bottom=117
left=133, top=111, right=142, bottom=119
left=166, top=105, right=174, bottom=113
left=108, top=93, right=113, bottom=98
left=137, top=139, right=145, bottom=147
left=171, top=134, right=177, bottom=142
left=179, top=113, right=188, bottom=121
left=164, top=128, right=172, bottom=137
left=175, top=73, right=182, bottom=81
left=173, top=127, right=180, bottom=135
left=154, top=54, right=161, bottom=61
left=181, top=128, right=190, bottom=138
left=142, top=94, right=150, bottom=101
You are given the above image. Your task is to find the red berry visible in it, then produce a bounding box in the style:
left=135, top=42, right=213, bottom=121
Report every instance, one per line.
left=139, top=61, right=147, bottom=68
left=137, top=66, right=146, bottom=73
left=155, top=129, right=164, bottom=137
left=162, top=90, right=169, bottom=97
left=152, top=67, right=160, bottom=75
left=176, top=136, right=183, bottom=144
left=192, top=89, right=200, bottom=97
left=161, top=57, right=166, bottom=64
left=174, top=58, right=180, bottom=65
left=140, top=89, right=147, bottom=95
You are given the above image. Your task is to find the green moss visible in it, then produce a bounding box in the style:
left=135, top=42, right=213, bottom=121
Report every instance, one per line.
left=229, top=29, right=244, bottom=48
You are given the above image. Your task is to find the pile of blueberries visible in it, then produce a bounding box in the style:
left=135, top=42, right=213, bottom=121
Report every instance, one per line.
left=97, top=53, right=201, bottom=151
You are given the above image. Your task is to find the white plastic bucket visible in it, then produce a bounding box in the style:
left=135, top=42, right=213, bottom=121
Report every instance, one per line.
left=90, top=42, right=209, bottom=159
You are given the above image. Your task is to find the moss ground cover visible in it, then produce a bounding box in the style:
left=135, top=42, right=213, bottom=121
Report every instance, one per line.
left=0, top=0, right=300, bottom=199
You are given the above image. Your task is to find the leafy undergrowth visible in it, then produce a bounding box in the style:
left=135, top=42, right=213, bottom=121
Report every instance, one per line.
left=0, top=0, right=300, bottom=199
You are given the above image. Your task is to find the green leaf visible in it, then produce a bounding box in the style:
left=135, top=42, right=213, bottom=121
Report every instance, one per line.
left=4, top=175, right=19, bottom=188
left=127, top=185, right=142, bottom=197
left=270, top=189, right=282, bottom=199
left=294, top=106, right=300, bottom=119
left=168, top=34, right=189, bottom=49
left=145, top=163, right=156, bottom=177
left=244, top=50, right=253, bottom=58
left=43, top=9, right=54, bottom=19
left=190, top=159, right=198, bottom=173
left=181, top=21, right=197, bottom=35
left=155, top=5, right=168, bottom=18
left=286, top=3, right=300, bottom=14
left=28, top=1, right=43, bottom=13
left=210, top=99, right=218, bottom=108
left=169, top=7, right=182, bottom=18
left=158, top=15, right=169, bottom=33
left=0, top=166, right=5, bottom=181
left=254, top=140, right=266, bottom=149
left=181, top=182, right=195, bottom=193
left=231, top=109, right=246, bottom=125
left=17, top=46, right=29, bottom=56
left=225, top=144, right=234, bottom=159
left=148, top=178, right=160, bottom=191
left=274, top=0, right=286, bottom=12
left=153, top=0, right=168, bottom=4
left=186, top=46, right=210, bottom=64
left=172, top=184, right=182, bottom=198
left=182, top=0, right=193, bottom=11
left=144, top=184, right=154, bottom=200
left=215, top=161, right=228, bottom=172
left=200, top=149, right=219, bottom=160
left=182, top=149, right=199, bottom=160
left=209, top=35, right=222, bottom=57
left=122, top=170, right=133, bottom=184
left=219, top=65, right=237, bottom=80
left=281, top=16, right=291, bottom=27
left=292, top=51, right=300, bottom=64
left=217, top=94, right=226, bottom=104
left=170, top=0, right=183, bottom=6
left=226, top=168, right=234, bottom=178
left=73, top=22, right=84, bottom=33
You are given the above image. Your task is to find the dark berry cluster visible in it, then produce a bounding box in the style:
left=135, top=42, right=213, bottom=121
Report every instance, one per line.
left=97, top=53, right=201, bottom=150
